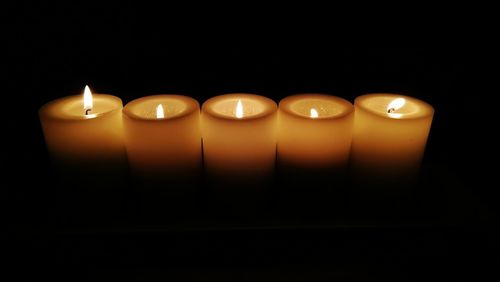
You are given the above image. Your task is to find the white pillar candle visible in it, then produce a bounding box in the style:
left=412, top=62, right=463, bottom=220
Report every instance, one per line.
left=201, top=93, right=278, bottom=181
left=351, top=93, right=434, bottom=186
left=39, top=86, right=126, bottom=171
left=278, top=94, right=354, bottom=170
left=123, top=95, right=201, bottom=182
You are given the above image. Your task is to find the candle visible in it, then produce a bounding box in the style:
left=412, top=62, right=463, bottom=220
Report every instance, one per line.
left=201, top=93, right=278, bottom=182
left=122, top=95, right=202, bottom=183
left=350, top=93, right=434, bottom=186
left=39, top=85, right=127, bottom=216
left=39, top=86, right=127, bottom=171
left=277, top=94, right=354, bottom=171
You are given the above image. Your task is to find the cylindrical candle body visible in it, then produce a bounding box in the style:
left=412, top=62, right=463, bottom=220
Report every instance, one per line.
left=123, top=95, right=201, bottom=183
left=278, top=94, right=354, bottom=170
left=39, top=94, right=127, bottom=170
left=351, top=93, right=434, bottom=187
left=39, top=93, right=127, bottom=218
left=201, top=94, right=278, bottom=181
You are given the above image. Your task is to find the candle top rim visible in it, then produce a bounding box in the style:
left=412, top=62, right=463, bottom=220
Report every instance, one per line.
left=355, top=93, right=434, bottom=120
left=279, top=94, right=354, bottom=120
left=202, top=93, right=277, bottom=121
left=39, top=93, right=122, bottom=121
left=123, top=94, right=199, bottom=121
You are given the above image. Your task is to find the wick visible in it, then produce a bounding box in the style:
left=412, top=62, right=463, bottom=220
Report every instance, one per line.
left=85, top=109, right=92, bottom=115
left=387, top=108, right=395, bottom=113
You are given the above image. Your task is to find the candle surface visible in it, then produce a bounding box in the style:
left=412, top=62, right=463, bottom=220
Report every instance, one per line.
left=39, top=91, right=126, bottom=166
left=39, top=87, right=128, bottom=197
left=278, top=94, right=354, bottom=169
left=201, top=94, right=278, bottom=180
left=123, top=95, right=201, bottom=181
left=350, top=93, right=434, bottom=185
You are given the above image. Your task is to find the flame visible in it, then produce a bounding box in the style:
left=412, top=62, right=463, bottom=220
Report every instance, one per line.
left=310, top=108, right=319, bottom=118
left=156, top=104, right=165, bottom=119
left=387, top=98, right=406, bottom=118
left=235, top=99, right=243, bottom=119
left=83, top=85, right=93, bottom=114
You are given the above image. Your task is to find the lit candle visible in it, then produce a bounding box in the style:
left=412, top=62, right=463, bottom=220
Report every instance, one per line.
left=39, top=86, right=127, bottom=171
left=351, top=93, right=434, bottom=186
left=201, top=93, right=278, bottom=181
left=277, top=94, right=354, bottom=170
left=122, top=95, right=202, bottom=182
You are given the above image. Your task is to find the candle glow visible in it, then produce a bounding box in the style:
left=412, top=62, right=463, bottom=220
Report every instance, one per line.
left=39, top=88, right=127, bottom=169
left=83, top=85, right=93, bottom=114
left=310, top=108, right=319, bottom=118
left=156, top=104, right=165, bottom=119
left=387, top=98, right=406, bottom=119
left=123, top=95, right=202, bottom=181
left=235, top=99, right=244, bottom=119
left=277, top=94, right=354, bottom=170
left=201, top=94, right=278, bottom=180
left=351, top=93, right=434, bottom=187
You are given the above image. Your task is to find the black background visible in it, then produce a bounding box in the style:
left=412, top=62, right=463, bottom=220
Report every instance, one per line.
left=4, top=3, right=498, bottom=281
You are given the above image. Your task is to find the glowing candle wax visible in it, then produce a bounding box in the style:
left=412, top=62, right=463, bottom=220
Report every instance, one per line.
left=201, top=94, right=278, bottom=181
left=351, top=93, right=434, bottom=185
left=39, top=86, right=126, bottom=169
left=123, top=95, right=201, bottom=181
left=277, top=94, right=354, bottom=170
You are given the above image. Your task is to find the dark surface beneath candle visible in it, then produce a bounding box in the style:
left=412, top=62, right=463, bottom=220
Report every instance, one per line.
left=4, top=4, right=498, bottom=280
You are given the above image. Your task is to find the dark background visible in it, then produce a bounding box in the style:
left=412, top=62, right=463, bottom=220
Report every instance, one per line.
left=4, top=3, right=498, bottom=281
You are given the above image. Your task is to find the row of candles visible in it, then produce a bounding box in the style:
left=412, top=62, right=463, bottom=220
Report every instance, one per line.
left=39, top=86, right=434, bottom=185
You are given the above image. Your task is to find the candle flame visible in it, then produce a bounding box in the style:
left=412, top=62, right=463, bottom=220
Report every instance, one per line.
left=156, top=104, right=165, bottom=119
left=83, top=85, right=93, bottom=114
left=235, top=99, right=244, bottom=119
left=387, top=98, right=406, bottom=118
left=310, top=108, right=319, bottom=118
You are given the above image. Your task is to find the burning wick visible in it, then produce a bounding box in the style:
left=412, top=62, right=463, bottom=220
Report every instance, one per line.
left=386, top=98, right=406, bottom=118
left=83, top=85, right=93, bottom=115
left=235, top=99, right=244, bottom=119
